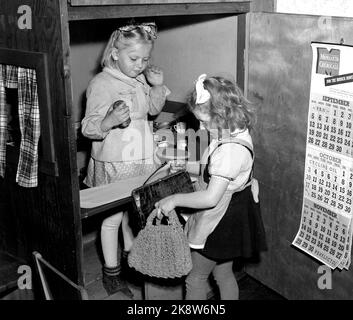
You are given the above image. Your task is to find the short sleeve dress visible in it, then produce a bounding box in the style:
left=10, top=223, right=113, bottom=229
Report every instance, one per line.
left=184, top=133, right=267, bottom=261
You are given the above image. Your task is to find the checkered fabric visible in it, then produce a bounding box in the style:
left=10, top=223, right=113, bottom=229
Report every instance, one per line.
left=16, top=67, right=40, bottom=187
left=0, top=64, right=40, bottom=187
left=5, top=64, right=18, bottom=89
left=0, top=65, right=7, bottom=178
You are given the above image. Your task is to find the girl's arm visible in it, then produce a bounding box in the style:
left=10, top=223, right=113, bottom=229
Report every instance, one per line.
left=156, top=176, right=229, bottom=214
left=81, top=80, right=112, bottom=140
left=251, top=178, right=259, bottom=203
left=145, top=66, right=170, bottom=115
left=149, top=85, right=170, bottom=115
left=170, top=161, right=200, bottom=176
left=186, top=161, right=200, bottom=176
left=82, top=80, right=130, bottom=138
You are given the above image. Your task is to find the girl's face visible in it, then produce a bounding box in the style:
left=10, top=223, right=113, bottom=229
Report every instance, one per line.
left=193, top=108, right=212, bottom=131
left=194, top=108, right=222, bottom=139
left=114, top=42, right=153, bottom=78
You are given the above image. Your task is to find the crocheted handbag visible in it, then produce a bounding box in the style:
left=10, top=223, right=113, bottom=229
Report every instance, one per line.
left=128, top=209, right=193, bottom=279
left=131, top=170, right=194, bottom=230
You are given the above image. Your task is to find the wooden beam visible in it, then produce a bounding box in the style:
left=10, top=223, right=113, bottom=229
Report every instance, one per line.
left=250, top=0, right=275, bottom=12
left=69, top=0, right=248, bottom=6
left=68, top=2, right=250, bottom=20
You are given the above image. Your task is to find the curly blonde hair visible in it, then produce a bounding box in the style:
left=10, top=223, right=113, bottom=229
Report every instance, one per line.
left=188, top=76, right=256, bottom=134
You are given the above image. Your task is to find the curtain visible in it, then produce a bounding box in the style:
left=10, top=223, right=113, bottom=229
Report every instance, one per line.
left=0, top=64, right=41, bottom=187
left=0, top=65, right=7, bottom=178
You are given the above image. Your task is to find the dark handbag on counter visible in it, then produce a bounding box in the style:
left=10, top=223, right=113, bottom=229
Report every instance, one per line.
left=131, top=170, right=194, bottom=230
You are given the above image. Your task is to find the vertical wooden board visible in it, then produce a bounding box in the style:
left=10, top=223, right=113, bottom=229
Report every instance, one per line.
left=246, top=12, right=353, bottom=299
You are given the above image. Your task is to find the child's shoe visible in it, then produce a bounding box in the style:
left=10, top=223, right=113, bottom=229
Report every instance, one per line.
left=102, top=265, right=133, bottom=298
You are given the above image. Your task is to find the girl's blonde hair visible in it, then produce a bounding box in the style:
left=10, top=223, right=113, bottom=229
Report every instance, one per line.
left=101, top=23, right=157, bottom=68
left=187, top=76, right=256, bottom=133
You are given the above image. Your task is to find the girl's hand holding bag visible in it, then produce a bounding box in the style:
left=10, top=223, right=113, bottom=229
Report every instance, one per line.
left=128, top=209, right=192, bottom=279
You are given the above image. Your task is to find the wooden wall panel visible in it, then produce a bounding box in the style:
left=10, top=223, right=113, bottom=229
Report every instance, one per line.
left=0, top=0, right=83, bottom=297
left=246, top=12, right=353, bottom=300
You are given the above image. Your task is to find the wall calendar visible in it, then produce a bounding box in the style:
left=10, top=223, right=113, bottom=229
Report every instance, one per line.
left=293, top=42, right=353, bottom=270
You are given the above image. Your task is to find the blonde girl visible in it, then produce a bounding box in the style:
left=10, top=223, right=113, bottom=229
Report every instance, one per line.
left=81, top=22, right=170, bottom=297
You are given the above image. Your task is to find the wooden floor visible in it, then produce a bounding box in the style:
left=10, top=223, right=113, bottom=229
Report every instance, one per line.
left=83, top=232, right=285, bottom=301
left=83, top=232, right=143, bottom=300
left=0, top=233, right=285, bottom=300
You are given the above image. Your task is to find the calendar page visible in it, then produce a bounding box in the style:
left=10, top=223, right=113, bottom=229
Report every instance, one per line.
left=293, top=42, right=353, bottom=270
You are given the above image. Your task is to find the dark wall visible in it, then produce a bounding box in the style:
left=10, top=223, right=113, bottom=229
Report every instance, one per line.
left=0, top=0, right=83, bottom=296
left=246, top=12, right=353, bottom=299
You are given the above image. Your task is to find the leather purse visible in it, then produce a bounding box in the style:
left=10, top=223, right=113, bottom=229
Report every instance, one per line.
left=131, top=170, right=194, bottom=230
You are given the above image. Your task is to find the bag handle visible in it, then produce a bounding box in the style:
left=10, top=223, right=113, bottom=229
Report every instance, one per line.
left=146, top=209, right=181, bottom=228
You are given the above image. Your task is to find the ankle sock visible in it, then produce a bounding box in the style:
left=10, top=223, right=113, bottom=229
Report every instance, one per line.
left=103, top=265, right=121, bottom=276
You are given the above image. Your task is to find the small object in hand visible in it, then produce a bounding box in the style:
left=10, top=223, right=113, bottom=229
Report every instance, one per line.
left=158, top=140, right=169, bottom=148
left=174, top=122, right=186, bottom=133
left=169, top=159, right=186, bottom=174
left=177, top=138, right=187, bottom=150
left=113, top=100, right=131, bottom=129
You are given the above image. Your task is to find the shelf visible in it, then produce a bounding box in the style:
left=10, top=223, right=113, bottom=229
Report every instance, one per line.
left=68, top=0, right=250, bottom=20
left=80, top=196, right=133, bottom=219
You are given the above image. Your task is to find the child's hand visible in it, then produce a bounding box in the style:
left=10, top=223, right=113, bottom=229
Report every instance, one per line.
left=101, top=101, right=130, bottom=131
left=169, top=160, right=186, bottom=174
left=145, top=65, right=164, bottom=86
left=155, top=195, right=176, bottom=218
left=251, top=178, right=259, bottom=203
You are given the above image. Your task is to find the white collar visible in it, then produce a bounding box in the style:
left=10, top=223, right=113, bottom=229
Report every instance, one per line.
left=103, top=67, right=146, bottom=87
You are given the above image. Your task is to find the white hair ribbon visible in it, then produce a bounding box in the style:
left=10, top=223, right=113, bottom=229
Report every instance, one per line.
left=117, top=23, right=157, bottom=39
left=195, top=74, right=211, bottom=104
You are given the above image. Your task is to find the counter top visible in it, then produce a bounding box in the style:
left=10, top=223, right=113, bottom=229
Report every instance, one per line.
left=80, top=163, right=170, bottom=217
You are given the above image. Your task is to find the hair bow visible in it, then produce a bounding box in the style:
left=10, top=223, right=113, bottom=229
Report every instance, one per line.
left=195, top=74, right=211, bottom=104
left=117, top=22, right=157, bottom=39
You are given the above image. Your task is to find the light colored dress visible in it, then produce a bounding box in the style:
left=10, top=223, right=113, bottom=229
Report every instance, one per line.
left=81, top=67, right=170, bottom=187
left=185, top=129, right=254, bottom=249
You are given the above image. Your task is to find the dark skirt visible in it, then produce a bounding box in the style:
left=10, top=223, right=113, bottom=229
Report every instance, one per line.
left=202, top=186, right=267, bottom=261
